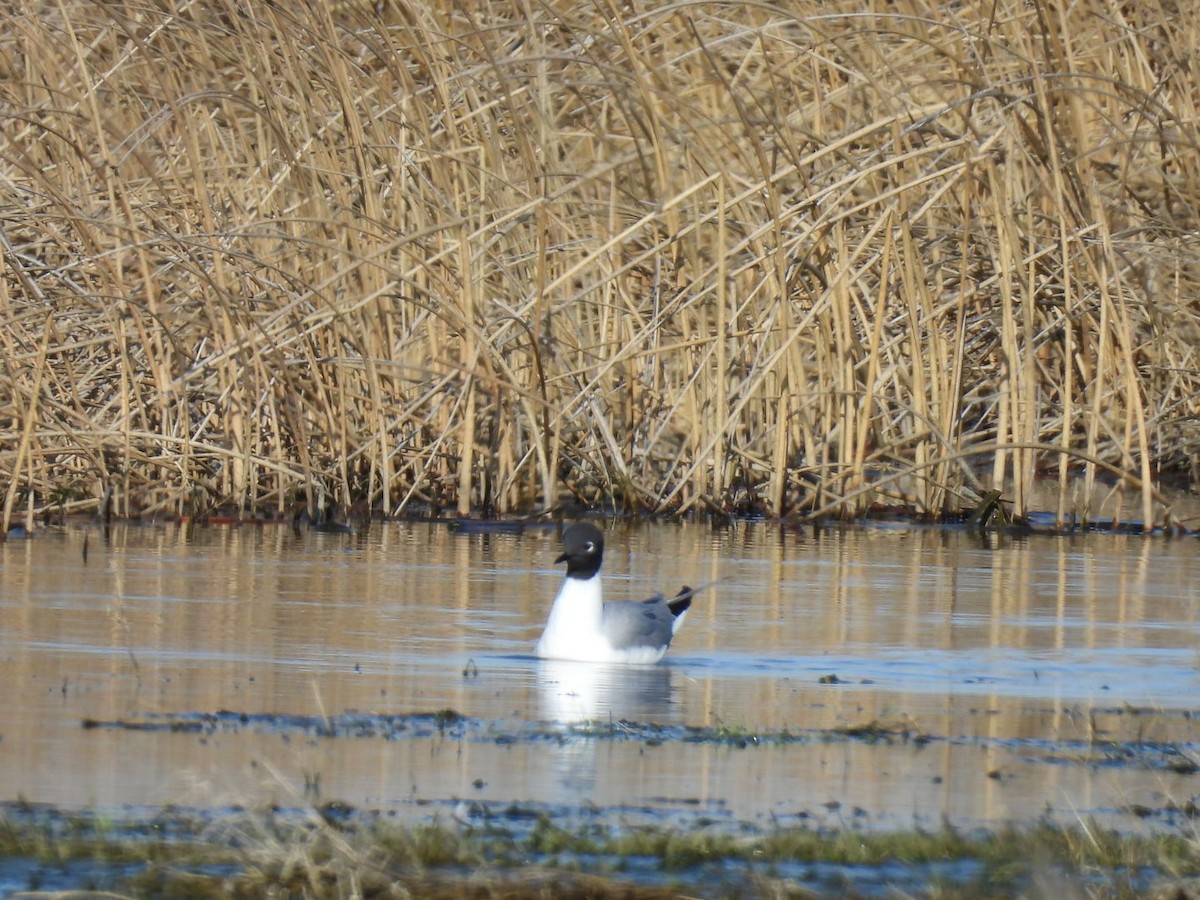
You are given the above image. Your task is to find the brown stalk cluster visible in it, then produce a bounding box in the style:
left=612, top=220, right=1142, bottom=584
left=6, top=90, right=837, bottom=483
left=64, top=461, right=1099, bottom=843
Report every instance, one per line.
left=1, top=0, right=1197, bottom=528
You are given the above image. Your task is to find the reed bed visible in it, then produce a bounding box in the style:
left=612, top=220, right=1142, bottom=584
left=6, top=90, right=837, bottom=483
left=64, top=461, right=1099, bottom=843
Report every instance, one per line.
left=1, top=0, right=1198, bottom=528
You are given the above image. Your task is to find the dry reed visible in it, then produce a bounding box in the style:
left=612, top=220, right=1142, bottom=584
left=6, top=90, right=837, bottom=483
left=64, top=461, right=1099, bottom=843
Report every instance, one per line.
left=1, top=0, right=1198, bottom=528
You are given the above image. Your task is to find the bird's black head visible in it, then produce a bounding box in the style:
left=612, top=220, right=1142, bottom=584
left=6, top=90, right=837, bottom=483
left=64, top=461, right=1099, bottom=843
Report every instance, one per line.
left=555, top=522, right=604, bottom=579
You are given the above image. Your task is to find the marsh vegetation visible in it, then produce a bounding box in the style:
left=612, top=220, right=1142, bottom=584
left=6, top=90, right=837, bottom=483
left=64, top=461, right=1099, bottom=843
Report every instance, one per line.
left=3, top=0, right=1198, bottom=529
left=5, top=800, right=1200, bottom=899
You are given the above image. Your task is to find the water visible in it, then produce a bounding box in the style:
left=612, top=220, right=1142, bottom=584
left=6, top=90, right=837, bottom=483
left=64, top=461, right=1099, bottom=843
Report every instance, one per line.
left=2, top=521, right=1199, bottom=833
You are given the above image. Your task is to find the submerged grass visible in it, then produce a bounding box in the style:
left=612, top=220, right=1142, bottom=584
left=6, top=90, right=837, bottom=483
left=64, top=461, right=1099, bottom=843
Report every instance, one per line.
left=2, top=805, right=1200, bottom=899
left=2, top=0, right=1199, bottom=529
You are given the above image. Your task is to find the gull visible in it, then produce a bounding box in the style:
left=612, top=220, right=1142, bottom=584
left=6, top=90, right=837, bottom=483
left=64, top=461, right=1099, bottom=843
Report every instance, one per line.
left=534, top=522, right=700, bottom=664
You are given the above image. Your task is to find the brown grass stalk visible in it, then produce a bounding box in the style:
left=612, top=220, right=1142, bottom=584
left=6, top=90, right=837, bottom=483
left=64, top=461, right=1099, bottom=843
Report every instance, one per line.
left=1, top=0, right=1197, bottom=527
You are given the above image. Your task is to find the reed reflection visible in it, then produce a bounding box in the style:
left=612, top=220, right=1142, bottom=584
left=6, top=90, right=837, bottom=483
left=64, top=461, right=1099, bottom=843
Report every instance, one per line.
left=5, top=521, right=1200, bottom=829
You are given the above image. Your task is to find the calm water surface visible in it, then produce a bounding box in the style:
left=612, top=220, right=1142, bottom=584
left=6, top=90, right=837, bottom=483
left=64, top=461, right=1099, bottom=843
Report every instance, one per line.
left=2, top=521, right=1198, bottom=832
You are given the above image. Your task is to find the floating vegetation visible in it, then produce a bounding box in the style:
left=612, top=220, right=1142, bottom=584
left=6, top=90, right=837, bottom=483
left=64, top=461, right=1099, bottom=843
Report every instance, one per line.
left=78, top=708, right=1200, bottom=776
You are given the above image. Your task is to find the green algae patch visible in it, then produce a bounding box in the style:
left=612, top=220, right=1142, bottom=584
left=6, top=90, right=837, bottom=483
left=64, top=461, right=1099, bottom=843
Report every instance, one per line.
left=77, top=708, right=1200, bottom=789
left=7, top=803, right=1199, bottom=898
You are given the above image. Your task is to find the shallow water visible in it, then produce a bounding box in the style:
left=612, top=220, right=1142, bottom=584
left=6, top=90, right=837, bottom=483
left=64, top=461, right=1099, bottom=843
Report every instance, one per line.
left=2, top=521, right=1199, bottom=833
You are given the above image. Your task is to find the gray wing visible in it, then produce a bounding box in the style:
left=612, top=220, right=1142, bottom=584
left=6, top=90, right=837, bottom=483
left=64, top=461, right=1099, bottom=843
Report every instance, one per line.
left=600, top=595, right=677, bottom=651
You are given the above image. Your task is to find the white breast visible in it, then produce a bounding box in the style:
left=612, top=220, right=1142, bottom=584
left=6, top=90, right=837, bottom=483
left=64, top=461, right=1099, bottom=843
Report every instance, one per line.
left=535, top=575, right=612, bottom=661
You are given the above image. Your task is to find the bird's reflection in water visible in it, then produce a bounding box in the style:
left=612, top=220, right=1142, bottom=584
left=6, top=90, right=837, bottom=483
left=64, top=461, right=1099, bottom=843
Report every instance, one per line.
left=534, top=660, right=681, bottom=797
left=535, top=659, right=679, bottom=723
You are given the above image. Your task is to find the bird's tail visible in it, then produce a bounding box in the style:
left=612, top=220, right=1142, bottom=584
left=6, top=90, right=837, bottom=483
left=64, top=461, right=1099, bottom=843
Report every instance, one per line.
left=666, top=580, right=716, bottom=618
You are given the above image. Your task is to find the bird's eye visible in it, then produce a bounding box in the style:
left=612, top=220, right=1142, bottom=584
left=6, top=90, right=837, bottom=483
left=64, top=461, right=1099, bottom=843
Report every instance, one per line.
left=584, top=541, right=594, bottom=552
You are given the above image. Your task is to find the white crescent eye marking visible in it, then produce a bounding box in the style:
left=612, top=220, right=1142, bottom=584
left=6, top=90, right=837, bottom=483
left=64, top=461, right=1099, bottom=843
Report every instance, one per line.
left=584, top=542, right=594, bottom=552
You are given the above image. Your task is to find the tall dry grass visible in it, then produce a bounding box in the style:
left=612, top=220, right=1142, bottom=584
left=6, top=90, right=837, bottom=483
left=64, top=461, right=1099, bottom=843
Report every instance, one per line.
left=1, top=0, right=1198, bottom=528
